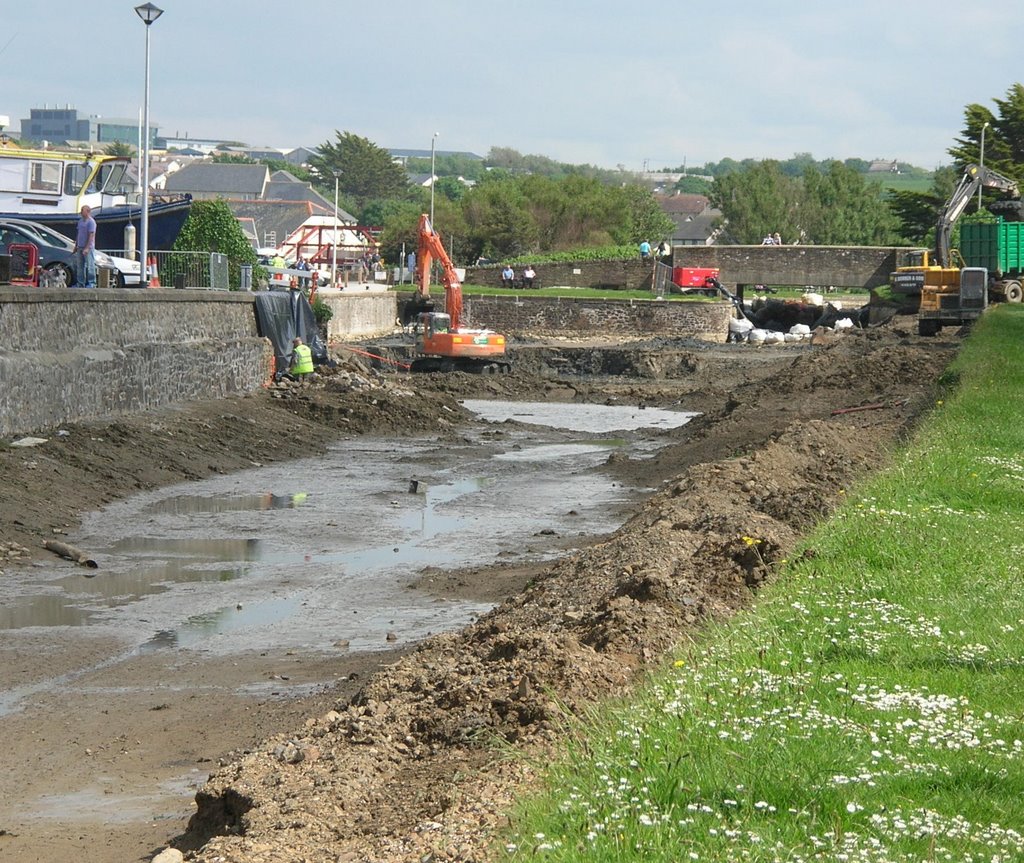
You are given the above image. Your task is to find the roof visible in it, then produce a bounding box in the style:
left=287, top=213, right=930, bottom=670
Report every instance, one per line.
left=655, top=193, right=711, bottom=217
left=263, top=170, right=355, bottom=219
left=226, top=200, right=348, bottom=251
left=228, top=200, right=317, bottom=250
left=389, top=148, right=484, bottom=161
left=164, top=163, right=269, bottom=196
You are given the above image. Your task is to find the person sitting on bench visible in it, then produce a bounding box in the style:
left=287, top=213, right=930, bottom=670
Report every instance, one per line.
left=501, top=264, right=515, bottom=289
left=522, top=264, right=536, bottom=289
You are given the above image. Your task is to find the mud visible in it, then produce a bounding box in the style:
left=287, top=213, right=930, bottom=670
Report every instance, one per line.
left=0, top=319, right=959, bottom=863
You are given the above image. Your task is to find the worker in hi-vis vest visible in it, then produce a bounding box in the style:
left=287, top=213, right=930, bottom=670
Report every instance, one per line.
left=289, top=337, right=314, bottom=381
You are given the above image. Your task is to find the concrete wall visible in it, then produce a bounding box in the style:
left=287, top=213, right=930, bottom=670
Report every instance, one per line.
left=398, top=292, right=732, bottom=341
left=0, top=288, right=271, bottom=438
left=319, top=290, right=397, bottom=342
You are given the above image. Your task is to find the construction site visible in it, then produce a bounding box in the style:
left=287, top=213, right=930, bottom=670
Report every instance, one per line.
left=0, top=277, right=962, bottom=861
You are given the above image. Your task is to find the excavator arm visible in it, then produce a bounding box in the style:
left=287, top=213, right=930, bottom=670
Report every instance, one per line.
left=416, top=214, right=463, bottom=331
left=935, top=164, right=1019, bottom=267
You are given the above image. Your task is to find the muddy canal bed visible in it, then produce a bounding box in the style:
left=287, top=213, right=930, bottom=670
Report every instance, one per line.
left=0, top=401, right=693, bottom=666
left=0, top=399, right=698, bottom=861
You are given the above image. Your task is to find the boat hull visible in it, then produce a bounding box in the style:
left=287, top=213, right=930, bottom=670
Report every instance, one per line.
left=0, top=197, right=193, bottom=252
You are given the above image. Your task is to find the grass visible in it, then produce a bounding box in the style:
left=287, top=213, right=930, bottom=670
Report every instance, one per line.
left=500, top=304, right=1024, bottom=862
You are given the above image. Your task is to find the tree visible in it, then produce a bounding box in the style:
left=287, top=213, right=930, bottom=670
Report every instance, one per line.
left=618, top=183, right=676, bottom=245
left=311, top=131, right=409, bottom=209
left=674, top=175, right=713, bottom=195
left=212, top=153, right=255, bottom=164
left=461, top=177, right=537, bottom=260
left=709, top=161, right=802, bottom=243
left=888, top=166, right=958, bottom=244
left=104, top=141, right=135, bottom=158
left=800, top=161, right=900, bottom=245
left=173, top=199, right=259, bottom=289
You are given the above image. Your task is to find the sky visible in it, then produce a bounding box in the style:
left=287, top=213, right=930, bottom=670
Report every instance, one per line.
left=2, top=0, right=1022, bottom=172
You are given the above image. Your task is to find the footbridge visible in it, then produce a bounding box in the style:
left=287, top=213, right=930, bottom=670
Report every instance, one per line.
left=672, top=245, right=924, bottom=291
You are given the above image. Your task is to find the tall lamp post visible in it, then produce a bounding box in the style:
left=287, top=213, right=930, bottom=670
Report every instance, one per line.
left=430, top=131, right=439, bottom=226
left=135, top=2, right=163, bottom=288
left=978, top=121, right=990, bottom=212
left=331, top=170, right=340, bottom=288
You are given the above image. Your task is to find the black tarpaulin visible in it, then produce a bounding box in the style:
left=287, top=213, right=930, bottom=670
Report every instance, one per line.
left=253, top=289, right=328, bottom=376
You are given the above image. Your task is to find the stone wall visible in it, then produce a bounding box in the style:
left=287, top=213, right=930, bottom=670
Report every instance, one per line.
left=0, top=289, right=271, bottom=438
left=463, top=259, right=654, bottom=291
left=672, top=245, right=922, bottom=289
left=463, top=247, right=923, bottom=292
left=0, top=285, right=727, bottom=438
left=398, top=292, right=731, bottom=341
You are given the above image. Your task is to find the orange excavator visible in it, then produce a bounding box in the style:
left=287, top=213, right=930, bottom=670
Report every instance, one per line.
left=406, top=214, right=510, bottom=373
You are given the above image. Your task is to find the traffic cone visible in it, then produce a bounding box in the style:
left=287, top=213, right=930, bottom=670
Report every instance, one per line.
left=148, top=254, right=160, bottom=288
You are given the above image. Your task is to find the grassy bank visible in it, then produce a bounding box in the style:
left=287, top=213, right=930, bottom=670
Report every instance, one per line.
left=502, top=306, right=1024, bottom=862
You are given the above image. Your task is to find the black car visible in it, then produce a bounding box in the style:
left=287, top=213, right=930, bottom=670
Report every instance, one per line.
left=0, top=218, right=120, bottom=287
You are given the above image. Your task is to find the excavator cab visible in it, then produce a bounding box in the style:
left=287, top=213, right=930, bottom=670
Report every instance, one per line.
left=419, top=311, right=451, bottom=336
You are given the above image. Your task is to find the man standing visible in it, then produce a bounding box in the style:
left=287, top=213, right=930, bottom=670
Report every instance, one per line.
left=73, top=205, right=97, bottom=288
left=639, top=239, right=652, bottom=261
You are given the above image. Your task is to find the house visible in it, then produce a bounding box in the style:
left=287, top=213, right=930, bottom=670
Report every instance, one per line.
left=263, top=170, right=338, bottom=210
left=164, top=163, right=270, bottom=200
left=283, top=147, right=318, bottom=166
left=655, top=193, right=720, bottom=246
left=389, top=148, right=484, bottom=164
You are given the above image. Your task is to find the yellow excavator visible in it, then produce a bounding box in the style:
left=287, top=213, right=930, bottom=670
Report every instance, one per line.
left=405, top=214, right=510, bottom=373
left=890, top=164, right=1019, bottom=335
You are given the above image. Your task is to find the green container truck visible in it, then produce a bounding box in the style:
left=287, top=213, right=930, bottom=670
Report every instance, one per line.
left=960, top=219, right=1024, bottom=303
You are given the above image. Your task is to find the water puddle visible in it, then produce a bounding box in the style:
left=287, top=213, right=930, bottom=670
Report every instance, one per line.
left=462, top=399, right=698, bottom=432
left=0, top=400, right=696, bottom=662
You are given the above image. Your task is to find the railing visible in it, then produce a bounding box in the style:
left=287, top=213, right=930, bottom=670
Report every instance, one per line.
left=102, top=250, right=221, bottom=289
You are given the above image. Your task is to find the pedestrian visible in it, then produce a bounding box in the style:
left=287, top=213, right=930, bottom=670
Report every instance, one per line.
left=288, top=336, right=314, bottom=383
left=72, top=204, right=97, bottom=288
left=406, top=250, right=416, bottom=283
left=271, top=251, right=287, bottom=286
left=656, top=240, right=670, bottom=260
left=639, top=239, right=652, bottom=260
left=294, top=255, right=311, bottom=288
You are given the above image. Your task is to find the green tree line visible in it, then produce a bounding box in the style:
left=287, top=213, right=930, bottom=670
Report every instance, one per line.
left=185, top=82, right=1024, bottom=272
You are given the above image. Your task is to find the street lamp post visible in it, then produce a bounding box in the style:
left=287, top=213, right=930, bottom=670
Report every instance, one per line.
left=135, top=2, right=163, bottom=288
left=430, top=132, right=438, bottom=226
left=332, top=170, right=340, bottom=288
left=979, top=121, right=990, bottom=212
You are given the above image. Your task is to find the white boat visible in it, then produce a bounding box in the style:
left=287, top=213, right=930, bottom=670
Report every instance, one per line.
left=0, top=147, right=191, bottom=251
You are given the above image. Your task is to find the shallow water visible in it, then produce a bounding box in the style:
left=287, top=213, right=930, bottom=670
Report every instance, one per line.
left=0, top=400, right=696, bottom=658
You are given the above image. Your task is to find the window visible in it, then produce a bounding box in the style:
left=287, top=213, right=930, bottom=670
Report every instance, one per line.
left=29, top=161, right=61, bottom=193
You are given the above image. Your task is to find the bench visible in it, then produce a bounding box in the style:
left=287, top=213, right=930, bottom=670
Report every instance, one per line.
left=505, top=276, right=541, bottom=290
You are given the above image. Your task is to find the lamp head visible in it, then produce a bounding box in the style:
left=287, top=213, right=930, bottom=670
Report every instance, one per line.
left=134, top=2, right=164, bottom=25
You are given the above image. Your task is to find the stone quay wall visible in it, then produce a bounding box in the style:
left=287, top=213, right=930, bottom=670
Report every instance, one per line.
left=398, top=292, right=732, bottom=341
left=0, top=289, right=270, bottom=438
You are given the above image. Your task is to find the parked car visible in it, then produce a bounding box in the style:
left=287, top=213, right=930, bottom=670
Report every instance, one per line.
left=0, top=218, right=138, bottom=287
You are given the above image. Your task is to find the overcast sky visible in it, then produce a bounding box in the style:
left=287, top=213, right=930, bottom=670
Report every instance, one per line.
left=3, top=1, right=1020, bottom=171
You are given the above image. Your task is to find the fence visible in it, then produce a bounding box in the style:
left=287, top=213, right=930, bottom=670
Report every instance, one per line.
left=652, top=261, right=671, bottom=298
left=102, top=250, right=225, bottom=289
